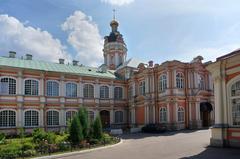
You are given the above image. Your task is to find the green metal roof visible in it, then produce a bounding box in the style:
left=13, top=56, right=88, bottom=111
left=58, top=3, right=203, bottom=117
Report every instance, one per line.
left=0, top=56, right=118, bottom=79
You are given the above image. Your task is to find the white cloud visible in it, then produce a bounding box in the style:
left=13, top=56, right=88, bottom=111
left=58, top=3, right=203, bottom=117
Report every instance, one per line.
left=101, top=0, right=134, bottom=6
left=0, top=14, right=70, bottom=62
left=61, top=11, right=103, bottom=67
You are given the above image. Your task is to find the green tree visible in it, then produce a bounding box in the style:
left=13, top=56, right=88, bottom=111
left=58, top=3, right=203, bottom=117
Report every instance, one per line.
left=78, top=107, right=89, bottom=138
left=93, top=115, right=103, bottom=140
left=69, top=115, right=83, bottom=145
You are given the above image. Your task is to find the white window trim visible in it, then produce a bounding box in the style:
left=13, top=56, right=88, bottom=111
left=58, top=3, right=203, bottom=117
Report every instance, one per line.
left=65, top=82, right=78, bottom=97
left=227, top=76, right=240, bottom=127
left=46, top=80, right=60, bottom=97
left=177, top=106, right=185, bottom=122
left=159, top=107, right=167, bottom=123
left=99, top=85, right=110, bottom=99
left=46, top=109, right=60, bottom=127
left=0, top=76, right=17, bottom=95
left=24, top=78, right=40, bottom=96
left=114, top=110, right=124, bottom=124
left=159, top=74, right=167, bottom=92
left=0, top=109, right=17, bottom=128
left=23, top=109, right=40, bottom=127
left=114, top=86, right=124, bottom=99
left=83, top=83, right=95, bottom=98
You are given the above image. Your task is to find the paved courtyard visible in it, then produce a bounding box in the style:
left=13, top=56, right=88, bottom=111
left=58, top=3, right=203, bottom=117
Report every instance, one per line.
left=58, top=129, right=240, bottom=159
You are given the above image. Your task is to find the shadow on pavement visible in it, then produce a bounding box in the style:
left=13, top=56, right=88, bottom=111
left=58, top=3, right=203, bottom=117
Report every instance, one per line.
left=120, top=129, right=209, bottom=140
left=180, top=146, right=240, bottom=159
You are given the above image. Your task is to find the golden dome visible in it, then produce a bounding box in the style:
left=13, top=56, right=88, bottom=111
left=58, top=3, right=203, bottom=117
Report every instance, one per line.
left=110, top=19, right=119, bottom=27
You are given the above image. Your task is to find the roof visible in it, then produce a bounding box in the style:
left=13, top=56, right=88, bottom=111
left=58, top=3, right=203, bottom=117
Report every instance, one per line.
left=116, top=58, right=144, bottom=70
left=0, top=56, right=118, bottom=79
left=216, top=48, right=240, bottom=61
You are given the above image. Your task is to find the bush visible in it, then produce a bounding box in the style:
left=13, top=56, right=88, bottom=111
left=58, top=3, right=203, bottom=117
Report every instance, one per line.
left=0, top=133, right=5, bottom=144
left=69, top=115, right=84, bottom=145
left=32, top=128, right=47, bottom=144
left=93, top=115, right=103, bottom=140
left=78, top=107, right=89, bottom=138
left=0, top=142, right=21, bottom=159
left=142, top=124, right=167, bottom=133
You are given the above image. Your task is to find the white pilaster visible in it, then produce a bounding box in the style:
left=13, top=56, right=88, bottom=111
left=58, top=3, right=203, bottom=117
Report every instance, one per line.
left=167, top=103, right=170, bottom=122
left=110, top=109, right=114, bottom=124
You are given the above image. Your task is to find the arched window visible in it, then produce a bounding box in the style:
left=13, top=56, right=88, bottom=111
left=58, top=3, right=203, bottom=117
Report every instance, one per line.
left=88, top=111, right=94, bottom=122
left=231, top=80, right=240, bottom=125
left=66, top=83, right=77, bottom=97
left=159, top=74, right=167, bottom=92
left=139, top=81, right=145, bottom=95
left=47, top=110, right=59, bottom=126
left=100, top=86, right=109, bottom=99
left=176, top=73, right=184, bottom=89
left=159, top=107, right=167, bottom=123
left=198, top=75, right=205, bottom=90
left=0, top=77, right=16, bottom=95
left=46, top=81, right=59, bottom=96
left=114, top=87, right=123, bottom=99
left=25, top=79, right=39, bottom=95
left=115, top=111, right=123, bottom=123
left=66, top=110, right=77, bottom=125
left=24, top=110, right=39, bottom=127
left=177, top=107, right=185, bottom=122
left=0, top=110, right=16, bottom=127
left=83, top=84, right=94, bottom=98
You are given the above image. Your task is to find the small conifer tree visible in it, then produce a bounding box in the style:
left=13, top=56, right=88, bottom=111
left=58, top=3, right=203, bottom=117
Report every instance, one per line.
left=93, top=115, right=103, bottom=140
left=78, top=107, right=89, bottom=138
left=69, top=116, right=83, bottom=145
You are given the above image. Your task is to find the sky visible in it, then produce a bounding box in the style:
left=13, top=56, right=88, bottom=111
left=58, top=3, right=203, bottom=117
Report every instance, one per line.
left=0, top=0, right=240, bottom=66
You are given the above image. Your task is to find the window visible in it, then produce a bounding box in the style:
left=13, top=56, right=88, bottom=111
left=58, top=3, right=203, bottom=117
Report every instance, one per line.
left=25, top=79, right=39, bottom=95
left=24, top=110, right=39, bottom=127
left=176, top=73, right=184, bottom=89
left=159, top=107, right=167, bottom=123
left=47, top=110, right=59, bottom=126
left=0, top=77, right=16, bottom=95
left=66, top=111, right=77, bottom=125
left=83, top=84, right=94, bottom=98
left=0, top=110, right=16, bottom=127
left=66, top=83, right=77, bottom=97
left=100, top=86, right=109, bottom=99
left=198, top=75, right=205, bottom=90
left=159, top=74, right=167, bottom=92
left=115, top=111, right=123, bottom=123
left=139, top=81, right=145, bottom=95
left=47, top=81, right=59, bottom=96
left=231, top=80, right=240, bottom=125
left=114, top=87, right=123, bottom=99
left=177, top=107, right=185, bottom=122
left=88, top=111, right=94, bottom=122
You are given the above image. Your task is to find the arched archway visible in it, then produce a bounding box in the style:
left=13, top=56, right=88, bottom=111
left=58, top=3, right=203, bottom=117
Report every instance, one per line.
left=200, top=102, right=213, bottom=127
left=100, top=110, right=110, bottom=128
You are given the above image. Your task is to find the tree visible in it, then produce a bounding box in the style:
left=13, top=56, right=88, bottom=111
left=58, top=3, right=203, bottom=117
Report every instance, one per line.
left=93, top=115, right=103, bottom=140
left=78, top=107, right=89, bottom=138
left=69, top=115, right=83, bottom=145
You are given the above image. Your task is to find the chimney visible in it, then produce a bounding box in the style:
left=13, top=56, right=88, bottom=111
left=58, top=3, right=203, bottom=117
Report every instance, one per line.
left=148, top=60, right=153, bottom=67
left=26, top=54, right=32, bottom=60
left=72, top=60, right=79, bottom=66
left=59, top=58, right=64, bottom=64
left=9, top=51, right=16, bottom=58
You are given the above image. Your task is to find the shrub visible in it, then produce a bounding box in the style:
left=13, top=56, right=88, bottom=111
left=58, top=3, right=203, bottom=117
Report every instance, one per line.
left=69, top=115, right=84, bottom=145
left=78, top=107, right=89, bottom=138
left=0, top=142, right=21, bottom=159
left=93, top=115, right=103, bottom=140
left=46, top=132, right=57, bottom=144
left=0, top=133, right=5, bottom=144
left=32, top=128, right=47, bottom=144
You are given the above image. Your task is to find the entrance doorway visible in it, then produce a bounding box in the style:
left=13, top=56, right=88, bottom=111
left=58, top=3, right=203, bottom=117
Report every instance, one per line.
left=200, top=102, right=213, bottom=127
left=100, top=110, right=110, bottom=128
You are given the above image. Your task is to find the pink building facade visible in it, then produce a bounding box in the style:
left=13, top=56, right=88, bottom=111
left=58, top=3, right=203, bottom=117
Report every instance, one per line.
left=0, top=19, right=214, bottom=134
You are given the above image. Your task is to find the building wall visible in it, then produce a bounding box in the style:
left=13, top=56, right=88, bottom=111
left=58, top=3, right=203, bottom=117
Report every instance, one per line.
left=0, top=66, right=128, bottom=134
left=207, top=51, right=240, bottom=148
left=128, top=57, right=214, bottom=130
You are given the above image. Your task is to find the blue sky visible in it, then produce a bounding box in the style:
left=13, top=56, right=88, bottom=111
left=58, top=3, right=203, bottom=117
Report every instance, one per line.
left=0, top=0, right=240, bottom=66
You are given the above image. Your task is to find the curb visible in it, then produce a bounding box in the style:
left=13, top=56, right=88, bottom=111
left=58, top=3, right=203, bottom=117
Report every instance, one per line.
left=34, top=139, right=123, bottom=159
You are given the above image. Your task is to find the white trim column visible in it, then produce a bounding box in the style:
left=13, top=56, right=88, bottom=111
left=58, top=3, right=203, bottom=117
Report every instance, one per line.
left=167, top=103, right=170, bottom=122
left=110, top=109, right=114, bottom=124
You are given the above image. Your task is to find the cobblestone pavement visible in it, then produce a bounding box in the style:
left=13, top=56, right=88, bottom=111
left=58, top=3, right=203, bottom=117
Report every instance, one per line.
left=58, top=129, right=240, bottom=159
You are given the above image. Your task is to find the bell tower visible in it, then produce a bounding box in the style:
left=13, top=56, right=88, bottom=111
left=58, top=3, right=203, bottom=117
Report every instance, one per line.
left=103, top=10, right=127, bottom=70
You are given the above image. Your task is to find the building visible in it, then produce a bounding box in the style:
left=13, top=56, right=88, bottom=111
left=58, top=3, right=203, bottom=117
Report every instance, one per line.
left=207, top=50, right=240, bottom=147
left=0, top=18, right=214, bottom=135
